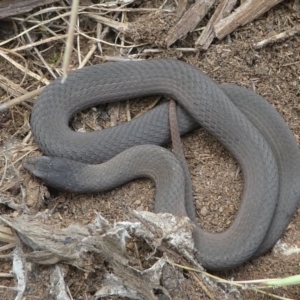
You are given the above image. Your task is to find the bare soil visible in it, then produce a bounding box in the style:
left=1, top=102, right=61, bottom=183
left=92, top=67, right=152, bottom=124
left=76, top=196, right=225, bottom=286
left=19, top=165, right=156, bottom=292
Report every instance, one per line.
left=0, top=0, right=300, bottom=299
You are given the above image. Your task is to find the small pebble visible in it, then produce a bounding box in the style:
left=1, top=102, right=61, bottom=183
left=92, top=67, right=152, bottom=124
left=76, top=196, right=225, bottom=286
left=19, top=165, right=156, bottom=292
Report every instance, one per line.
left=134, top=200, right=141, bottom=205
left=200, top=207, right=208, bottom=216
left=229, top=204, right=235, bottom=211
left=136, top=205, right=144, bottom=211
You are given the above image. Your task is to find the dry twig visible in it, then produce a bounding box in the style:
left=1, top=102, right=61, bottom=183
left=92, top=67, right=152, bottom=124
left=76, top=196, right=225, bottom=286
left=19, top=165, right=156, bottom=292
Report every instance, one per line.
left=0, top=74, right=27, bottom=98
left=214, top=0, right=285, bottom=40
left=0, top=50, right=49, bottom=85
left=0, top=88, right=44, bottom=112
left=253, top=26, right=300, bottom=49
left=166, top=0, right=215, bottom=47
left=196, top=0, right=237, bottom=49
left=61, top=0, right=79, bottom=82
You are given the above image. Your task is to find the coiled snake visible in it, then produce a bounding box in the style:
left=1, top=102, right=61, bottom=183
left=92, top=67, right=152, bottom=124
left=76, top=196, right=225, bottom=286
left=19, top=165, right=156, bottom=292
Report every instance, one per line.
left=24, top=59, right=300, bottom=271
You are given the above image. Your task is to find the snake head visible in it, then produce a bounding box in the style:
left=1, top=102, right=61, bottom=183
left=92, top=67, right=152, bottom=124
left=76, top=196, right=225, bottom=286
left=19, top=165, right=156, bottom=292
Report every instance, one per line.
left=24, top=156, right=82, bottom=192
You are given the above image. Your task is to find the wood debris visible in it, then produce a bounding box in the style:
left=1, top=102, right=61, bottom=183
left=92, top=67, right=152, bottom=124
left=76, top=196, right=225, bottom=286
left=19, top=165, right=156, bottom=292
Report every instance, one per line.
left=0, top=212, right=230, bottom=299
left=0, top=211, right=241, bottom=299
left=0, top=0, right=292, bottom=52
left=165, top=0, right=216, bottom=47
left=214, top=0, right=285, bottom=40
left=0, top=0, right=59, bottom=19
left=196, top=0, right=237, bottom=50
left=166, top=0, right=286, bottom=48
left=253, top=26, right=300, bottom=49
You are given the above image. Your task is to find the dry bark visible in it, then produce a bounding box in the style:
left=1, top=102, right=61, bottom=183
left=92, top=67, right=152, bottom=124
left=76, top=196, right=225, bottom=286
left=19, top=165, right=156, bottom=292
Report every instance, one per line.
left=196, top=0, right=237, bottom=50
left=0, top=0, right=58, bottom=19
left=214, top=0, right=285, bottom=40
left=165, top=0, right=215, bottom=47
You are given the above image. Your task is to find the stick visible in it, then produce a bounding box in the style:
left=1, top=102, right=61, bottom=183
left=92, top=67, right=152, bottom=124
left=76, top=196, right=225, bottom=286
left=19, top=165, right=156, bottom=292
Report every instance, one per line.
left=0, top=0, right=58, bottom=19
left=61, top=0, right=79, bottom=83
left=165, top=0, right=215, bottom=47
left=11, top=34, right=74, bottom=53
left=0, top=75, right=27, bottom=97
left=214, top=0, right=284, bottom=40
left=0, top=88, right=44, bottom=112
left=196, top=0, right=237, bottom=50
left=253, top=26, right=300, bottom=49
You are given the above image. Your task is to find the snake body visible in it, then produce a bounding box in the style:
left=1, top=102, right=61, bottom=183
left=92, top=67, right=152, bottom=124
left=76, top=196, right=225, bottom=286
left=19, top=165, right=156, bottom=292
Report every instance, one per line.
left=24, top=59, right=300, bottom=271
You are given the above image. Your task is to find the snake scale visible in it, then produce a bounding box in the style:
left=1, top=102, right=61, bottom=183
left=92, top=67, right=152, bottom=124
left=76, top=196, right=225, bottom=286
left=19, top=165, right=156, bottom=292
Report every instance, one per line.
left=24, top=59, right=300, bottom=271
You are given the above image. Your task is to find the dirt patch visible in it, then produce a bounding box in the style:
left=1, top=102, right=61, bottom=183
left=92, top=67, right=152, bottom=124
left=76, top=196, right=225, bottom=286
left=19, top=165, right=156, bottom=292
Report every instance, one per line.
left=0, top=1, right=300, bottom=299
